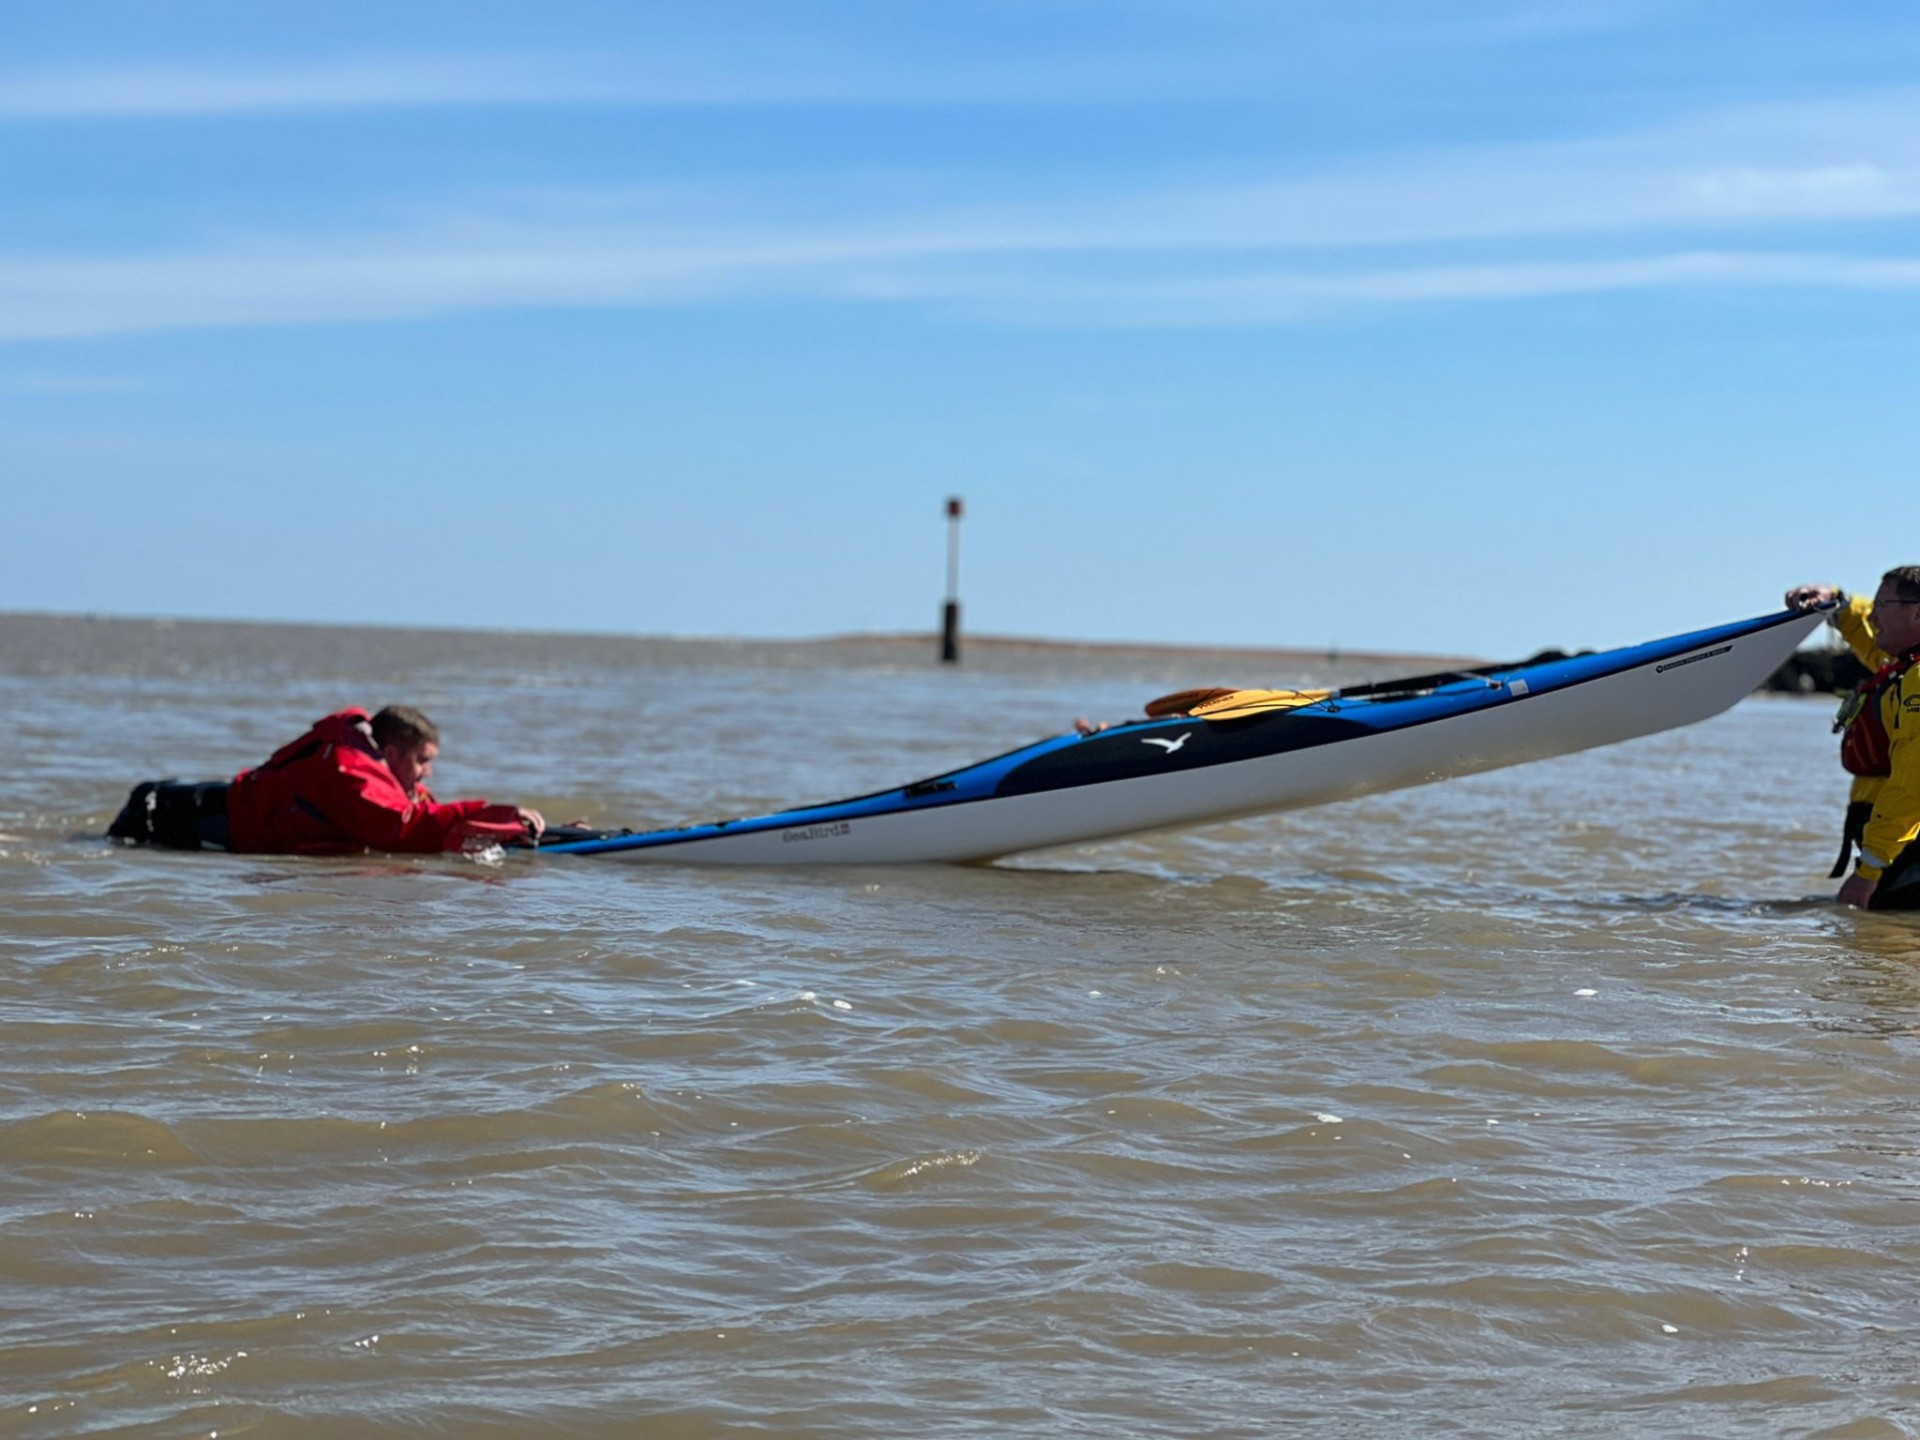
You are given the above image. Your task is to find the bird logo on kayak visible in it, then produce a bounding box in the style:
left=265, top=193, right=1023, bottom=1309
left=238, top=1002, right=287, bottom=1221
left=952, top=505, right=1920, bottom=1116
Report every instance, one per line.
left=1142, top=732, right=1191, bottom=755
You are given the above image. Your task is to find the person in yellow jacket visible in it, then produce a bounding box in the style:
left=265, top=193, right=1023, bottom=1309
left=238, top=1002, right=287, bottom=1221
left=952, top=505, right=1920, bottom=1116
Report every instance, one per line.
left=1787, top=567, right=1920, bottom=909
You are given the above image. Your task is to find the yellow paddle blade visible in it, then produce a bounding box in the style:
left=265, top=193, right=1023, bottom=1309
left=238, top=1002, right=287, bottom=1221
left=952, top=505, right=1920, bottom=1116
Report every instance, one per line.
left=1140, top=686, right=1332, bottom=721
left=1189, top=688, right=1332, bottom=720
left=1143, top=687, right=1240, bottom=718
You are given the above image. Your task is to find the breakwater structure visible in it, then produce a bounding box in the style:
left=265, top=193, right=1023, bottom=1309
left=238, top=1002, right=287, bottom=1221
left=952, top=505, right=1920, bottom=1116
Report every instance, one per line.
left=1764, top=646, right=1868, bottom=695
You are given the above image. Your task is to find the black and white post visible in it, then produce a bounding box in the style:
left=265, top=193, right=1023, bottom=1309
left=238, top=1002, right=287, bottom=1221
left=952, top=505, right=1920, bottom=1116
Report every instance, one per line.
left=940, top=496, right=964, bottom=664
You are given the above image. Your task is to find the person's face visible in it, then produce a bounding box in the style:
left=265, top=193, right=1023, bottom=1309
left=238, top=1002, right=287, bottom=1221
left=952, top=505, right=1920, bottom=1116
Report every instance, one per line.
left=1870, top=582, right=1920, bottom=655
left=384, top=739, right=437, bottom=793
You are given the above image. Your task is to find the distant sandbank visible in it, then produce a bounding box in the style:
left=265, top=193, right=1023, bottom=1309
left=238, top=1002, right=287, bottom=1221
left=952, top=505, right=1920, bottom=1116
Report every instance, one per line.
left=0, top=609, right=1482, bottom=672
left=817, top=630, right=1485, bottom=670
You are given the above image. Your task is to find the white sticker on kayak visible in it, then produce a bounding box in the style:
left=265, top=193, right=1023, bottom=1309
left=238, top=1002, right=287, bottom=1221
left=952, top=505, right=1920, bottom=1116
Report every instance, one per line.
left=782, top=821, right=853, bottom=844
left=1509, top=679, right=1529, bottom=696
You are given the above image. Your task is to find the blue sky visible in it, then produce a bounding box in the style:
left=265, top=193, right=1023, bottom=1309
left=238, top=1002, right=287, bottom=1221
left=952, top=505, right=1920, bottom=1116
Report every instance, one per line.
left=3, top=1, right=1917, bottom=657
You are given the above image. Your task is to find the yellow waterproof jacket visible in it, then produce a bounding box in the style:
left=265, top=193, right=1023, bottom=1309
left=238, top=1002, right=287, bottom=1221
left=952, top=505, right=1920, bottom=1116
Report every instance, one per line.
left=1831, top=594, right=1920, bottom=881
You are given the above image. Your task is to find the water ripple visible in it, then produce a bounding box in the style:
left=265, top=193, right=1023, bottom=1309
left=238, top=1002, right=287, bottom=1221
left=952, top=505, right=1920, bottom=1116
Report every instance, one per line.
left=0, top=619, right=1908, bottom=1436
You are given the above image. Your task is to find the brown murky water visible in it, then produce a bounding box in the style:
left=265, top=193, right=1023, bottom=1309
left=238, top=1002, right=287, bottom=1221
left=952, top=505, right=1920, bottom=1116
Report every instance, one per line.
left=3, top=615, right=1915, bottom=1438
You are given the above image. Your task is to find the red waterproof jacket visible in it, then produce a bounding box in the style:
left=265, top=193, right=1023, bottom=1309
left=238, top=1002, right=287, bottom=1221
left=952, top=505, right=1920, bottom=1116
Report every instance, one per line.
left=226, top=709, right=521, bottom=855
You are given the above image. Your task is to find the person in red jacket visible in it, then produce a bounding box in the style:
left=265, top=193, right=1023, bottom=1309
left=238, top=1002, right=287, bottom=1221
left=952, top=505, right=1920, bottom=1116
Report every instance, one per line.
left=224, top=705, right=545, bottom=855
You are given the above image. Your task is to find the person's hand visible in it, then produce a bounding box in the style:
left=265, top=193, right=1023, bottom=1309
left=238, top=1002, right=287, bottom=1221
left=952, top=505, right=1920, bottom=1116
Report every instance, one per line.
left=1073, top=717, right=1111, bottom=735
left=1785, top=583, right=1839, bottom=611
left=1837, top=872, right=1877, bottom=908
left=462, top=803, right=546, bottom=847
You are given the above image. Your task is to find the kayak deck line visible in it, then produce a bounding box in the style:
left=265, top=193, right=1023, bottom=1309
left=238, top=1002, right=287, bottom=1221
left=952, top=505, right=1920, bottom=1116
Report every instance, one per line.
left=540, top=608, right=1824, bottom=865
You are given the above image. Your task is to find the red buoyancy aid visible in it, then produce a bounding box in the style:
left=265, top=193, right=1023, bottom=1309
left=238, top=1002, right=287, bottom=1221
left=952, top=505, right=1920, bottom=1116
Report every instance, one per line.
left=226, top=708, right=502, bottom=855
left=1838, top=651, right=1920, bottom=777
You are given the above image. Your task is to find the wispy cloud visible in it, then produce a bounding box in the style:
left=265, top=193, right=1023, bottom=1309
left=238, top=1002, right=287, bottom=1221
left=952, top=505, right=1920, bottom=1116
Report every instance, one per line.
left=0, top=57, right=572, bottom=117
left=0, top=5, right=1684, bottom=120
left=0, top=43, right=1237, bottom=118
left=0, top=371, right=147, bottom=394
left=4, top=89, right=1918, bottom=339
left=6, top=231, right=1918, bottom=342
left=940, top=251, right=1920, bottom=327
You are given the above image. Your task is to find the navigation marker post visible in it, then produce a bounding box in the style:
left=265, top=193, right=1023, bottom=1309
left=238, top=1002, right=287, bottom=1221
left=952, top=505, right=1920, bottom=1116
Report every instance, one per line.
left=941, top=496, right=964, bottom=664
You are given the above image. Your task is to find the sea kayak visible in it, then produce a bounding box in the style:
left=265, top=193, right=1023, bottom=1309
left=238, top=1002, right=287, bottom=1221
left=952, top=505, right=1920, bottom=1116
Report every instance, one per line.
left=543, top=608, right=1823, bottom=866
